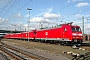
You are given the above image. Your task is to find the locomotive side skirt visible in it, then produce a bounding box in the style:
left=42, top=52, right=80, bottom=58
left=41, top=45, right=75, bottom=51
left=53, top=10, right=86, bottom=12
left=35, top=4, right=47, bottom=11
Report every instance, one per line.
left=35, top=38, right=70, bottom=41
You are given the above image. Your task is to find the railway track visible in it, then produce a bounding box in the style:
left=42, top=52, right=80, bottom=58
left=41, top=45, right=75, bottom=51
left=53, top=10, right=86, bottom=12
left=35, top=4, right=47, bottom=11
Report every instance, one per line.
left=0, top=45, right=27, bottom=60
left=72, top=52, right=90, bottom=60
left=1, top=39, right=90, bottom=60
left=0, top=42, right=51, bottom=60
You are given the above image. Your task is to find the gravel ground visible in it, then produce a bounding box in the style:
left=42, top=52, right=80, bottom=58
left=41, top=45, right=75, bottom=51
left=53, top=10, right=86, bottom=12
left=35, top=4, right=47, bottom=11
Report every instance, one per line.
left=0, top=52, right=10, bottom=60
left=1, top=39, right=90, bottom=60
left=1, top=41, right=70, bottom=60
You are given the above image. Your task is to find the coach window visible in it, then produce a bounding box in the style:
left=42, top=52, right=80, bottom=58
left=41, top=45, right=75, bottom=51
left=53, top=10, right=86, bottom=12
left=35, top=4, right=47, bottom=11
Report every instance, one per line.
left=64, top=28, right=67, bottom=32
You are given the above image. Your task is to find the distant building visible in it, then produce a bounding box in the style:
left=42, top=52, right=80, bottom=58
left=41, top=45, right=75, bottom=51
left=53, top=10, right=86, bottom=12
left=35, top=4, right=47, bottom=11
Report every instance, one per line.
left=83, top=34, right=90, bottom=41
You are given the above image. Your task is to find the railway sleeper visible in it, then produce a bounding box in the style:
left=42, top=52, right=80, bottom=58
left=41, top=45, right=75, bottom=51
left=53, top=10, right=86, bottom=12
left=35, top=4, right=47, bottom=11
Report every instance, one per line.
left=1, top=42, right=51, bottom=60
left=0, top=46, right=27, bottom=60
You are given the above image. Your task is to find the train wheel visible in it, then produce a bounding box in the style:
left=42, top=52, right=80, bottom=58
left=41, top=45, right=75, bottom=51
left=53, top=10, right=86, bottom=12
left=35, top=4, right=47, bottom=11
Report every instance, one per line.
left=60, top=41, right=64, bottom=45
left=60, top=41, right=69, bottom=45
left=80, top=40, right=82, bottom=44
left=54, top=41, right=59, bottom=44
left=64, top=41, right=69, bottom=46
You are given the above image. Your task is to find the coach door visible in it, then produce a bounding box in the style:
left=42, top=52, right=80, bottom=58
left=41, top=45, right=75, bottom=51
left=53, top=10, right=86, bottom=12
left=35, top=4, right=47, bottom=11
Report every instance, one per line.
left=64, top=27, right=68, bottom=38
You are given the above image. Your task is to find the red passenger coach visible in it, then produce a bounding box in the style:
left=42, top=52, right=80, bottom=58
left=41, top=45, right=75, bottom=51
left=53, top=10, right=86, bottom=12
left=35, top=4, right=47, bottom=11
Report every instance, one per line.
left=4, top=34, right=10, bottom=39
left=4, top=22, right=83, bottom=45
left=21, top=31, right=35, bottom=40
left=21, top=32, right=28, bottom=39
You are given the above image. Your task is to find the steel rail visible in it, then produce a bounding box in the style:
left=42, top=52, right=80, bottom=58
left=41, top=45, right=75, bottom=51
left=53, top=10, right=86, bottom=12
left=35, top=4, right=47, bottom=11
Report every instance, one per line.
left=0, top=45, right=27, bottom=60
left=0, top=42, right=51, bottom=60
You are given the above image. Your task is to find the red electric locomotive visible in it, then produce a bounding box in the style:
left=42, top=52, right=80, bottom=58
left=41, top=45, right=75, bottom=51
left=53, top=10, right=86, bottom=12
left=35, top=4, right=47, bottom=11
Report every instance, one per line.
left=4, top=22, right=83, bottom=45
left=33, top=22, right=82, bottom=44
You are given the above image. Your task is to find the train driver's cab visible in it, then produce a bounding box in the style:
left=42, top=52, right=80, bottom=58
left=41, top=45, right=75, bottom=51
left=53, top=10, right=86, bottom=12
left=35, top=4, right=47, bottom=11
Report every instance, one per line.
left=72, top=27, right=81, bottom=32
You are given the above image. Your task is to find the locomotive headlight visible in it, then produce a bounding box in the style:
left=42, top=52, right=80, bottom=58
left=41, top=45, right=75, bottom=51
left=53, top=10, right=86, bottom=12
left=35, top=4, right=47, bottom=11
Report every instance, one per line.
left=72, top=33, right=77, bottom=36
left=81, top=37, right=83, bottom=38
left=78, top=34, right=82, bottom=36
left=72, top=33, right=82, bottom=36
left=73, top=37, right=75, bottom=38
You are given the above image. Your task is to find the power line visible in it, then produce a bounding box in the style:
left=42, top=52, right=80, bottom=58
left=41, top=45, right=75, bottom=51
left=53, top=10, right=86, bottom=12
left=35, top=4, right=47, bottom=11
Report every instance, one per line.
left=2, top=0, right=18, bottom=18
left=67, top=2, right=90, bottom=16
left=0, top=0, right=12, bottom=16
left=52, top=1, right=90, bottom=23
left=53, top=1, right=78, bottom=14
left=0, top=7, right=15, bottom=15
left=8, top=0, right=33, bottom=19
left=0, top=0, right=14, bottom=17
left=54, top=5, right=90, bottom=27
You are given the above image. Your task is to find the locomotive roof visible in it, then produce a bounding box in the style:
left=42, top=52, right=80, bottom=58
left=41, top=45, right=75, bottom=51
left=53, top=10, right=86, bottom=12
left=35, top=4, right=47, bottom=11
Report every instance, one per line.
left=40, top=24, right=79, bottom=29
left=39, top=24, right=62, bottom=30
left=34, top=22, right=80, bottom=31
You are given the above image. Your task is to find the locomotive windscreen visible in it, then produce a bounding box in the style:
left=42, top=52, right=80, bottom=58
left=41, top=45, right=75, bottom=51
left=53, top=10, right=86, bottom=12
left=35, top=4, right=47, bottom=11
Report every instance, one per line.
left=72, top=27, right=81, bottom=32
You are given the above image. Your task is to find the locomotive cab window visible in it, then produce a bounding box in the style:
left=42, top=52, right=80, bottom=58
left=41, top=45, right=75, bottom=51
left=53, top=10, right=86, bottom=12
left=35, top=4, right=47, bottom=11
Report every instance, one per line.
left=76, top=28, right=81, bottom=31
left=72, top=27, right=75, bottom=31
left=72, top=27, right=81, bottom=32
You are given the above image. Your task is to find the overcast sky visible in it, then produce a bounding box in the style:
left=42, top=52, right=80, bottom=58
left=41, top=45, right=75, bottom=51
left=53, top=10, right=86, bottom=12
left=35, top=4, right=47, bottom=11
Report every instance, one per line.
left=0, top=0, right=90, bottom=34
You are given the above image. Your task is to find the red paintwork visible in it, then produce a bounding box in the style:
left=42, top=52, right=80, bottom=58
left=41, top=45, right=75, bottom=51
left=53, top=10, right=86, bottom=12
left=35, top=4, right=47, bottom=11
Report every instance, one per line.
left=4, top=23, right=83, bottom=43
left=34, top=24, right=82, bottom=41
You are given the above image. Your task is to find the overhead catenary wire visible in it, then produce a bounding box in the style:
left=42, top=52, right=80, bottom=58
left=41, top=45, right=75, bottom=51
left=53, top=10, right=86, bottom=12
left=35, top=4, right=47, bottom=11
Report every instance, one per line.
left=52, top=1, right=90, bottom=23
left=0, top=7, right=15, bottom=15
left=0, top=0, right=33, bottom=31
left=62, top=6, right=90, bottom=21
left=55, top=3, right=90, bottom=24
left=0, top=0, right=12, bottom=16
left=2, top=0, right=18, bottom=18
left=4, top=0, right=89, bottom=22
left=7, top=0, right=33, bottom=19
left=0, top=0, right=90, bottom=31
